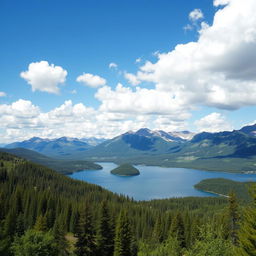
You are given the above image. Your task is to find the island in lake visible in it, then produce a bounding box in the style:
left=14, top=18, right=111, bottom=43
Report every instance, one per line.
left=110, top=164, right=140, bottom=176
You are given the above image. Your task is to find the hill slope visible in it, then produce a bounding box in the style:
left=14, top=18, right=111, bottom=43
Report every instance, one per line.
left=0, top=147, right=102, bottom=174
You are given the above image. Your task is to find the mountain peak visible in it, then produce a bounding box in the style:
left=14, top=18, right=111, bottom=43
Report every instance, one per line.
left=239, top=123, right=256, bottom=136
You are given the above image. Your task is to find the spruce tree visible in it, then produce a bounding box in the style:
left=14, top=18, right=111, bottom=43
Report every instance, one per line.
left=237, top=185, right=256, bottom=255
left=34, top=215, right=48, bottom=232
left=152, top=215, right=164, bottom=243
left=228, top=191, right=239, bottom=246
left=74, top=204, right=96, bottom=256
left=170, top=212, right=186, bottom=248
left=53, top=218, right=69, bottom=256
left=114, top=210, right=134, bottom=256
left=96, top=201, right=114, bottom=256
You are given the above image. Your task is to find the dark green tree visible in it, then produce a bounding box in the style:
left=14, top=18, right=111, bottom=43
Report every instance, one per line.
left=114, top=210, right=134, bottom=256
left=236, top=185, right=256, bottom=255
left=170, top=212, right=186, bottom=248
left=96, top=201, right=114, bottom=256
left=152, top=215, right=164, bottom=243
left=74, top=204, right=96, bottom=256
left=228, top=191, right=239, bottom=246
left=53, top=218, right=69, bottom=256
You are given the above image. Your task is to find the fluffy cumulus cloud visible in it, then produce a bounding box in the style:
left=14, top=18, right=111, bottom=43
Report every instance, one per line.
left=95, top=83, right=191, bottom=119
left=124, top=72, right=141, bottom=86
left=20, top=61, right=67, bottom=94
left=189, top=9, right=204, bottom=22
left=0, top=97, right=190, bottom=143
left=76, top=73, right=106, bottom=88
left=195, top=112, right=233, bottom=132
left=131, top=0, right=256, bottom=110
left=0, top=92, right=6, bottom=97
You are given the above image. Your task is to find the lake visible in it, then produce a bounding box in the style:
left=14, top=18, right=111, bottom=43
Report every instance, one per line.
left=68, top=162, right=256, bottom=200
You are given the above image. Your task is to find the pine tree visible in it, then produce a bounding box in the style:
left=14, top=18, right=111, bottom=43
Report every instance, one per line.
left=53, top=218, right=69, bottom=256
left=170, top=212, right=186, bottom=248
left=96, top=201, right=114, bottom=256
left=236, top=185, right=256, bottom=255
left=34, top=215, right=48, bottom=232
left=114, top=210, right=134, bottom=256
left=74, top=204, right=96, bottom=256
left=152, top=215, right=164, bottom=243
left=15, top=213, right=25, bottom=237
left=228, top=191, right=239, bottom=246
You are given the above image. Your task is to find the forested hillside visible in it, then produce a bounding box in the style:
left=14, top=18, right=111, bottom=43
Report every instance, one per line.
left=0, top=152, right=255, bottom=255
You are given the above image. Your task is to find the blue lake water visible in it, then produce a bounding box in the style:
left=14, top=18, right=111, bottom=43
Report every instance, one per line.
left=68, top=162, right=256, bottom=201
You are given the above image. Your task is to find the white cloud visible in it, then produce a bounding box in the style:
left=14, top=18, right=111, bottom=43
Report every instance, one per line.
left=20, top=61, right=67, bottom=94
left=189, top=9, right=204, bottom=22
left=195, top=112, right=233, bottom=132
left=214, top=0, right=230, bottom=7
left=183, top=24, right=193, bottom=32
left=135, top=58, right=142, bottom=63
left=95, top=83, right=191, bottom=119
left=76, top=73, right=106, bottom=88
left=0, top=96, right=191, bottom=143
left=109, top=62, right=118, bottom=69
left=134, top=0, right=256, bottom=110
left=124, top=72, right=141, bottom=86
left=0, top=92, right=6, bottom=97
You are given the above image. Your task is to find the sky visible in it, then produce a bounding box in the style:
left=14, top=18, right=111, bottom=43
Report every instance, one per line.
left=1, top=0, right=256, bottom=143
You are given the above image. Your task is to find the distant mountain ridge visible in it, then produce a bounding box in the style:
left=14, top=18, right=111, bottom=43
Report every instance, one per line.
left=5, top=129, right=195, bottom=159
left=5, top=124, right=256, bottom=173
left=124, top=128, right=195, bottom=142
left=5, top=136, right=92, bottom=158
left=239, top=123, right=256, bottom=137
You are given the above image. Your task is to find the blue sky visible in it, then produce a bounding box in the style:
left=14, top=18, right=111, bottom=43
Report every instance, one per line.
left=1, top=0, right=256, bottom=142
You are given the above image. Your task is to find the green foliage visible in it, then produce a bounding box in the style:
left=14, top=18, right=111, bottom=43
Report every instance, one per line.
left=74, top=204, right=96, bottom=256
left=34, top=215, right=48, bottom=232
left=96, top=201, right=114, bottom=256
left=114, top=210, right=133, bottom=256
left=236, top=184, right=256, bottom=255
left=170, top=212, right=186, bottom=248
left=111, top=164, right=140, bottom=176
left=53, top=218, right=70, bottom=256
left=195, top=178, right=252, bottom=201
left=185, top=224, right=233, bottom=256
left=11, top=229, right=58, bottom=256
left=228, top=191, right=240, bottom=245
left=138, top=237, right=181, bottom=256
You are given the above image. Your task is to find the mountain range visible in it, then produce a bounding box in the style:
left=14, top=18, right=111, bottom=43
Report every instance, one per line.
left=4, top=129, right=194, bottom=159
left=5, top=136, right=93, bottom=158
left=3, top=124, right=256, bottom=172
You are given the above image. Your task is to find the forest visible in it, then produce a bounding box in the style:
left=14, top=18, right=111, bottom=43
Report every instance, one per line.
left=0, top=151, right=255, bottom=256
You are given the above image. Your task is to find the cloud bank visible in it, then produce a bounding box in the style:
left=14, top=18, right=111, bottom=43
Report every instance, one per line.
left=131, top=0, right=256, bottom=111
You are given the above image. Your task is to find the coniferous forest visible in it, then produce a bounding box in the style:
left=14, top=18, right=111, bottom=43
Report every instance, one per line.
left=0, top=151, right=256, bottom=256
